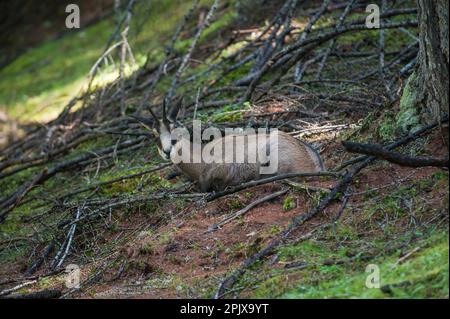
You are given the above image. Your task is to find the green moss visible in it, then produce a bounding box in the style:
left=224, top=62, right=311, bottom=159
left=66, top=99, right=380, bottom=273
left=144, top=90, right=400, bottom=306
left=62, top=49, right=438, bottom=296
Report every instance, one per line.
left=283, top=196, right=295, bottom=211
left=252, top=274, right=296, bottom=298
left=397, top=72, right=421, bottom=133
left=432, top=172, right=449, bottom=181
left=378, top=112, right=397, bottom=142
left=282, top=232, right=449, bottom=298
left=209, top=101, right=250, bottom=123
left=227, top=198, right=245, bottom=210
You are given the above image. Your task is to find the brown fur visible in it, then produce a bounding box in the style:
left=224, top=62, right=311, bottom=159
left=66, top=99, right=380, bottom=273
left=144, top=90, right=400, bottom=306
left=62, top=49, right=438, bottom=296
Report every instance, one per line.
left=173, top=131, right=325, bottom=192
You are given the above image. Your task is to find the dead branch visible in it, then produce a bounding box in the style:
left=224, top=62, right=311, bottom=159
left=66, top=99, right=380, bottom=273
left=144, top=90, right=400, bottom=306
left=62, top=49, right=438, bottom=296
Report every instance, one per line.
left=0, top=280, right=37, bottom=297
left=206, top=171, right=338, bottom=202
left=56, top=162, right=171, bottom=200
left=206, top=189, right=288, bottom=233
left=1, top=289, right=61, bottom=299
left=315, top=0, right=356, bottom=79
left=26, top=240, right=56, bottom=275
left=342, top=141, right=449, bottom=168
left=51, top=206, right=82, bottom=270
left=166, top=0, right=221, bottom=102
left=294, top=0, right=330, bottom=84
left=243, top=19, right=418, bottom=101
left=0, top=137, right=146, bottom=222
left=335, top=115, right=449, bottom=171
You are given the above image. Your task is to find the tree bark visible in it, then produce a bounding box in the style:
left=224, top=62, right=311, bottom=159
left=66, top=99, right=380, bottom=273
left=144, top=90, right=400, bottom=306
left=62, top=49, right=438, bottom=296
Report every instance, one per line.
left=415, top=0, right=448, bottom=119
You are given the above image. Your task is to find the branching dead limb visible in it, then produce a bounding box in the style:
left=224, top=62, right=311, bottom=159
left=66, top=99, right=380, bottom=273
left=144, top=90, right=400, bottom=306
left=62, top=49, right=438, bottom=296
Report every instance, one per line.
left=56, top=162, right=171, bottom=200
left=206, top=189, right=288, bottom=233
left=0, top=289, right=61, bottom=299
left=166, top=0, right=221, bottom=102
left=335, top=116, right=449, bottom=172
left=0, top=137, right=146, bottom=222
left=315, top=0, right=356, bottom=79
left=206, top=171, right=338, bottom=202
left=342, top=141, right=449, bottom=168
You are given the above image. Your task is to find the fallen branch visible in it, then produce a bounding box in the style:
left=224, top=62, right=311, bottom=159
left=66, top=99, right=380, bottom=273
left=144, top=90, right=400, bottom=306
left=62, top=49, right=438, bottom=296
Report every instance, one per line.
left=283, top=180, right=331, bottom=193
left=166, top=0, right=220, bottom=101
left=0, top=280, right=37, bottom=297
left=1, top=289, right=61, bottom=299
left=342, top=141, right=449, bottom=168
left=335, top=115, right=449, bottom=172
left=206, top=189, right=288, bottom=233
left=206, top=171, right=338, bottom=202
left=56, top=162, right=171, bottom=200
left=0, top=137, right=146, bottom=223
left=51, top=206, right=82, bottom=270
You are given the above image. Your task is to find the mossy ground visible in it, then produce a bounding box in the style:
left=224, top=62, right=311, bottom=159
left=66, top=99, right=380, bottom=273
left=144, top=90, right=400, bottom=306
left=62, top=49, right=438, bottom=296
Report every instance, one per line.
left=0, top=0, right=213, bottom=122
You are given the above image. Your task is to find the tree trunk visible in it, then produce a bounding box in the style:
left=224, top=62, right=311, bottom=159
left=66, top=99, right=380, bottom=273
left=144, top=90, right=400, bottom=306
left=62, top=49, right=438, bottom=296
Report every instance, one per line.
left=397, top=0, right=448, bottom=132
left=417, top=0, right=449, bottom=118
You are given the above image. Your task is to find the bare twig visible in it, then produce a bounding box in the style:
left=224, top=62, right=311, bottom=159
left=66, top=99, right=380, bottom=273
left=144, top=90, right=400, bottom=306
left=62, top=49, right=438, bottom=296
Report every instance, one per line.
left=206, top=189, right=288, bottom=233
left=206, top=171, right=338, bottom=202
left=166, top=0, right=221, bottom=102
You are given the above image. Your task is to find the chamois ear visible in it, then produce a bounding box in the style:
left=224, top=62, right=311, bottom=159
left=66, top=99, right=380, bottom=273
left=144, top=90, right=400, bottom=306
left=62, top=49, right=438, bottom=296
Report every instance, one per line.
left=147, top=106, right=159, bottom=123
left=162, top=99, right=170, bottom=126
left=168, top=96, right=184, bottom=123
left=130, top=105, right=161, bottom=133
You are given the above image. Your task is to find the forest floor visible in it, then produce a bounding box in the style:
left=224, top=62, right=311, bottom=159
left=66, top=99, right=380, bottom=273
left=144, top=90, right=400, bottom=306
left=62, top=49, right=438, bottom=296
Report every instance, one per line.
left=0, top=0, right=448, bottom=299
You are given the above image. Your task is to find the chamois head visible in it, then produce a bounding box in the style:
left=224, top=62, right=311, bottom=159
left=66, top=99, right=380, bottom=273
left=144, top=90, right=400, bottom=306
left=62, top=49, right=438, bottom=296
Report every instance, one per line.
left=132, top=98, right=183, bottom=161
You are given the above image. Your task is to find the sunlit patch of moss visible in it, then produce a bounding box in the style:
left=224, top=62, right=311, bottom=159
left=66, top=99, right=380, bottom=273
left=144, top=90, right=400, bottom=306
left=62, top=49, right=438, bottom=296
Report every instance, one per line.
left=0, top=19, right=113, bottom=121
left=219, top=40, right=247, bottom=59
left=0, top=0, right=197, bottom=122
left=278, top=241, right=347, bottom=263
left=282, top=232, right=449, bottom=298
left=36, top=275, right=64, bottom=290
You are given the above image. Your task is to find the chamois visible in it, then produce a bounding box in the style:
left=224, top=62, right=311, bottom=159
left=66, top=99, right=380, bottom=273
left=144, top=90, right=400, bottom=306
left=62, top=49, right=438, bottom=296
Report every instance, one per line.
left=133, top=100, right=325, bottom=192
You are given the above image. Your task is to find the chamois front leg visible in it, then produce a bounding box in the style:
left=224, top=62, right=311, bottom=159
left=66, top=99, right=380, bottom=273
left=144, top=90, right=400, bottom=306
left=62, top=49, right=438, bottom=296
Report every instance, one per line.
left=198, top=174, right=212, bottom=193
left=165, top=170, right=182, bottom=180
